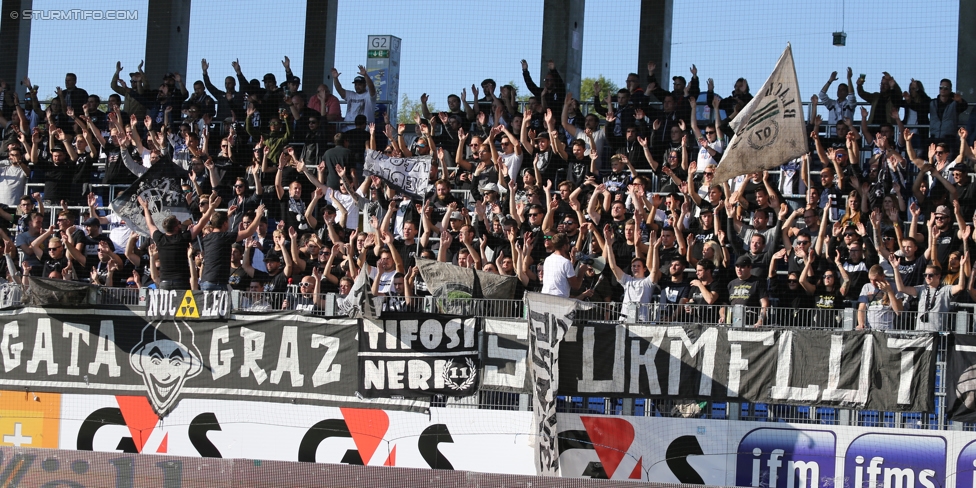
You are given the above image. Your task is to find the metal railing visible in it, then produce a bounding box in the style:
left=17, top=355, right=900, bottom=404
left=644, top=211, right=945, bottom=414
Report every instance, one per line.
left=9, top=284, right=976, bottom=430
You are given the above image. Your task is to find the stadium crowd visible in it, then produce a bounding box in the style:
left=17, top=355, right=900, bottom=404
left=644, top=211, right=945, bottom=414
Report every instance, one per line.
left=0, top=58, right=975, bottom=330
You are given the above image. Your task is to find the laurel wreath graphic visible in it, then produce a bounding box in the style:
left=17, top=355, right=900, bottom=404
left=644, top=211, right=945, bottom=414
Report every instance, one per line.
left=442, top=357, right=477, bottom=391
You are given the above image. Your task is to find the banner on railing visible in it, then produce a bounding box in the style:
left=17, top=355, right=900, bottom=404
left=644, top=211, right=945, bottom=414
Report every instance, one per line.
left=144, top=289, right=231, bottom=319
left=558, top=323, right=936, bottom=412
left=526, top=292, right=587, bottom=477
left=480, top=319, right=531, bottom=393
left=359, top=314, right=481, bottom=397
left=946, top=334, right=976, bottom=422
left=0, top=308, right=428, bottom=417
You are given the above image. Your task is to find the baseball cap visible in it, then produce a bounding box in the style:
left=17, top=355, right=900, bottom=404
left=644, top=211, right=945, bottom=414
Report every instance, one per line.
left=735, top=255, right=753, bottom=267
left=935, top=205, right=951, bottom=216
left=353, top=75, right=366, bottom=83
left=481, top=182, right=500, bottom=194
left=450, top=211, right=463, bottom=220
left=83, top=217, right=101, bottom=227
left=263, top=73, right=276, bottom=82
left=264, top=251, right=282, bottom=262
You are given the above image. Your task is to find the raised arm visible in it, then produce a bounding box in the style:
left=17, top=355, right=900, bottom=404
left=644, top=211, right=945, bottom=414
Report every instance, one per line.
left=330, top=68, right=347, bottom=99
left=190, top=195, right=220, bottom=239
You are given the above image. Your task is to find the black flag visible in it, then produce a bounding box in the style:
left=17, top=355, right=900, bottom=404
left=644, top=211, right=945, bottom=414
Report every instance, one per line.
left=110, top=158, right=191, bottom=237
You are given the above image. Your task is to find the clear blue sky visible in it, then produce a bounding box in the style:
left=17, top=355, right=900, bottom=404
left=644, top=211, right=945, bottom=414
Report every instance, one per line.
left=16, top=0, right=960, bottom=115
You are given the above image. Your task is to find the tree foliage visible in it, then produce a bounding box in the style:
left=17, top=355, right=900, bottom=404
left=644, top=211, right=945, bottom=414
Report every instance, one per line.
left=579, top=75, right=619, bottom=104
left=398, top=93, right=435, bottom=124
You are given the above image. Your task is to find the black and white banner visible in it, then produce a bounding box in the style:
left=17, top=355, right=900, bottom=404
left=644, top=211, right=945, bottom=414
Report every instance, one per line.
left=144, top=289, right=231, bottom=319
left=480, top=319, right=531, bottom=393
left=110, top=159, right=192, bottom=237
left=526, top=293, right=589, bottom=477
left=364, top=149, right=431, bottom=201
left=946, top=334, right=976, bottom=422
left=559, top=324, right=935, bottom=412
left=0, top=307, right=427, bottom=417
left=358, top=314, right=480, bottom=397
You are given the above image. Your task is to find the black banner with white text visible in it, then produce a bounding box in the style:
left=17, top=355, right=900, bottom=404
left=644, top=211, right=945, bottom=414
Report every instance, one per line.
left=358, top=314, right=481, bottom=397
left=558, top=324, right=935, bottom=412
left=0, top=308, right=429, bottom=417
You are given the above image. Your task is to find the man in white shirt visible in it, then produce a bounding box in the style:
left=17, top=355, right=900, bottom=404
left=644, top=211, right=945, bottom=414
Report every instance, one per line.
left=892, top=262, right=964, bottom=332
left=0, top=145, right=29, bottom=207
left=541, top=233, right=581, bottom=298
left=817, top=69, right=857, bottom=129
left=332, top=66, right=377, bottom=123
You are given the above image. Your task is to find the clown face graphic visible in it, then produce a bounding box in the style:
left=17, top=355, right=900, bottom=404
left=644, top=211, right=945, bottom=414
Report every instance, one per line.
left=129, top=319, right=203, bottom=416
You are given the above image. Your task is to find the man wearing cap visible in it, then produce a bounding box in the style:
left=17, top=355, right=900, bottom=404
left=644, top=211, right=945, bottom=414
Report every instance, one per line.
left=929, top=202, right=966, bottom=269
left=199, top=204, right=265, bottom=291
left=243, top=234, right=291, bottom=294
left=951, top=162, right=976, bottom=216
left=332, top=66, right=376, bottom=123
left=232, top=60, right=284, bottom=125
left=111, top=62, right=147, bottom=118
left=79, top=217, right=115, bottom=275
left=727, top=255, right=770, bottom=326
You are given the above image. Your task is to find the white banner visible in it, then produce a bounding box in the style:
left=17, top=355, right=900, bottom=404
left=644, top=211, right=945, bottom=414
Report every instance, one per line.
left=714, top=44, right=807, bottom=183
left=363, top=149, right=431, bottom=201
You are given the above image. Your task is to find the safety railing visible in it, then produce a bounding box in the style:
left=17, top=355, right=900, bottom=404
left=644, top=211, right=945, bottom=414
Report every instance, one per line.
left=8, top=284, right=976, bottom=430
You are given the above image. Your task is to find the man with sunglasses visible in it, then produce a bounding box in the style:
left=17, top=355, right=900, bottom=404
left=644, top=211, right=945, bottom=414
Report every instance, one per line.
left=892, top=261, right=965, bottom=332
left=727, top=255, right=769, bottom=327
left=951, top=162, right=976, bottom=217
left=0, top=146, right=30, bottom=208
left=927, top=203, right=966, bottom=268
left=929, top=78, right=968, bottom=145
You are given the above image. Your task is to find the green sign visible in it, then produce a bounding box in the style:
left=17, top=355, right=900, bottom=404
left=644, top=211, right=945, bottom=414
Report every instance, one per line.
left=367, top=50, right=389, bottom=58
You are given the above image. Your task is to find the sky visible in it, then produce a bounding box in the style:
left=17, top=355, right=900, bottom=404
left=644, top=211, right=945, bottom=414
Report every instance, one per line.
left=14, top=0, right=960, bottom=117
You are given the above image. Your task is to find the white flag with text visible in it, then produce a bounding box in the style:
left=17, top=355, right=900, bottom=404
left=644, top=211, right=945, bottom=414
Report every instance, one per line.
left=714, top=44, right=807, bottom=183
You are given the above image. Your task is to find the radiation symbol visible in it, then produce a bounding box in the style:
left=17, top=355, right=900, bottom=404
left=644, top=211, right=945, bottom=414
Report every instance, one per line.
left=174, top=290, right=200, bottom=318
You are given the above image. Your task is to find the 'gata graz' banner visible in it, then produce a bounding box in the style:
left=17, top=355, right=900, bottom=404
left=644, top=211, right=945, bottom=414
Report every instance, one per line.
left=359, top=314, right=481, bottom=397
left=0, top=308, right=428, bottom=417
left=558, top=324, right=935, bottom=412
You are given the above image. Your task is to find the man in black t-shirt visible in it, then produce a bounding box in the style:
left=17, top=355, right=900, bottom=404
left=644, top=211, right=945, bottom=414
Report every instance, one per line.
left=275, top=163, right=310, bottom=233
left=139, top=195, right=217, bottom=290
left=199, top=204, right=265, bottom=291
left=79, top=217, right=114, bottom=275
left=242, top=229, right=292, bottom=294
left=728, top=255, right=770, bottom=326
